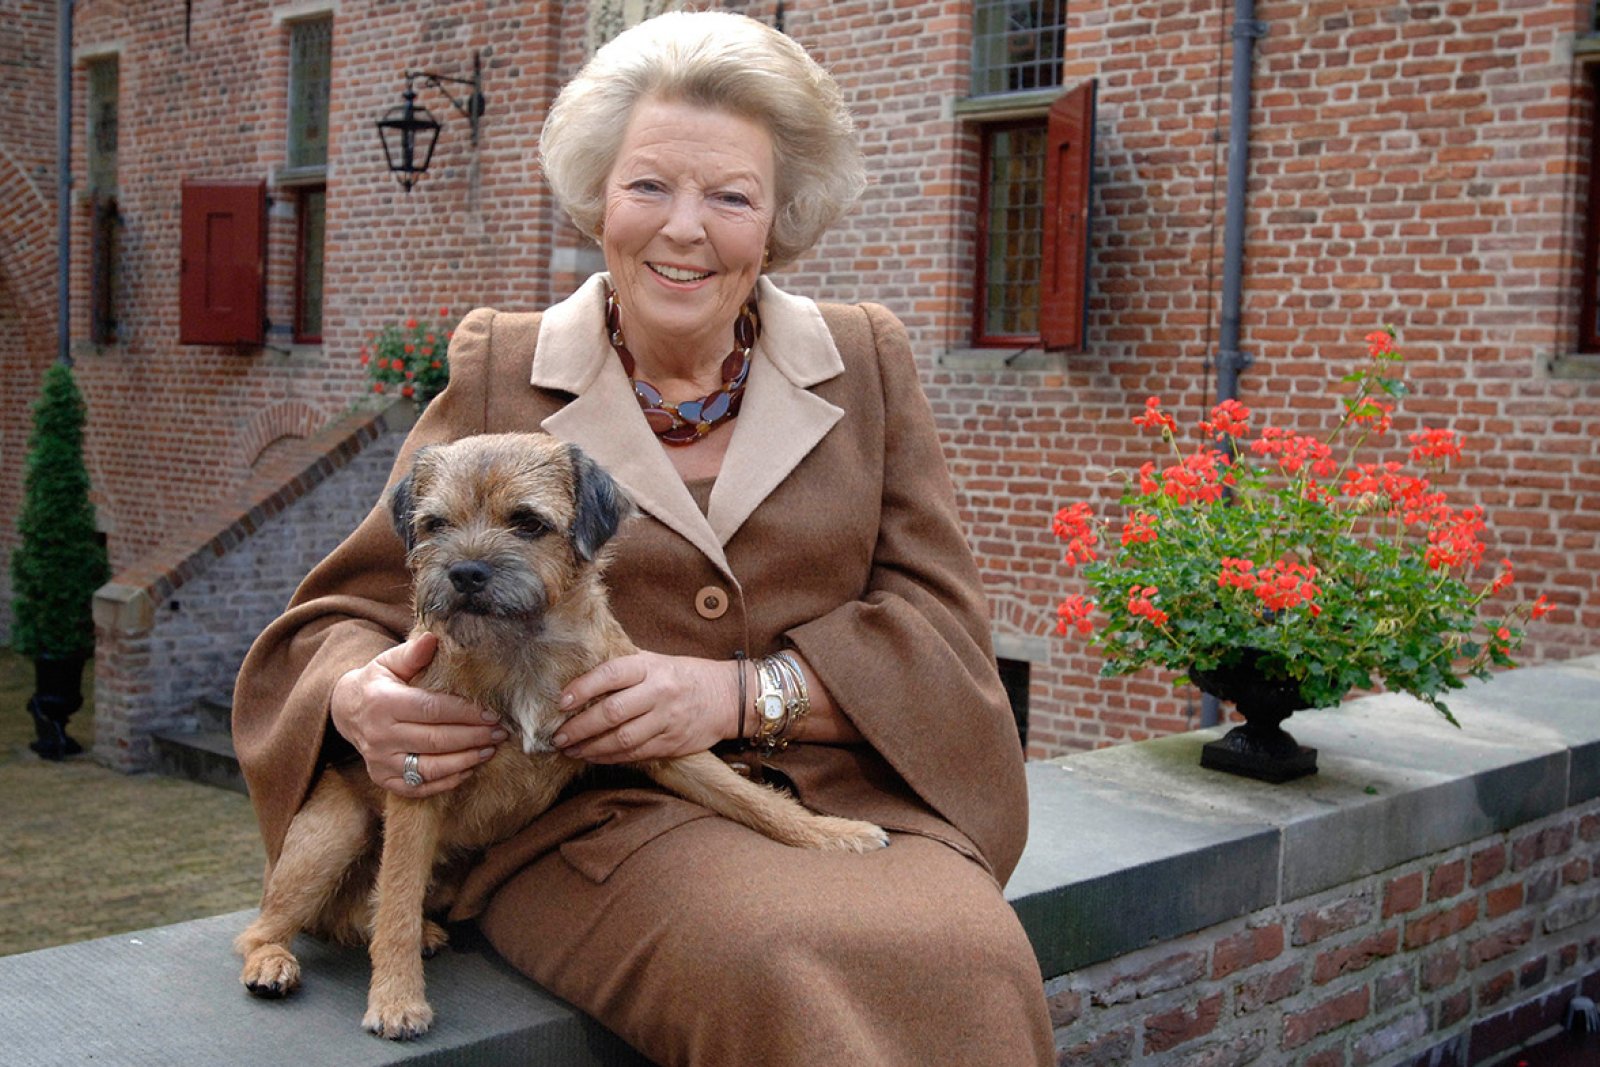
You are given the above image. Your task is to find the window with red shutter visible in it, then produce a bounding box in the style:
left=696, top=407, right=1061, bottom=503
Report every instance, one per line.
left=1040, top=79, right=1096, bottom=351
left=179, top=181, right=266, bottom=346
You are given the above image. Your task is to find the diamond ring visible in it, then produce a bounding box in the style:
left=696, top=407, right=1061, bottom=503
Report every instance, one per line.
left=402, top=752, right=424, bottom=788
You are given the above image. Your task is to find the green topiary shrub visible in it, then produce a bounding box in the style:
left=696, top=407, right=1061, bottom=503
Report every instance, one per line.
left=11, top=364, right=109, bottom=659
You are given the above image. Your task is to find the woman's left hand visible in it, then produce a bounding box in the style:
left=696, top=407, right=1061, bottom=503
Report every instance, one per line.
left=552, top=652, right=740, bottom=763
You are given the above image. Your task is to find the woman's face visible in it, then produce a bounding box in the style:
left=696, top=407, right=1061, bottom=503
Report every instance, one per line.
left=601, top=95, right=776, bottom=366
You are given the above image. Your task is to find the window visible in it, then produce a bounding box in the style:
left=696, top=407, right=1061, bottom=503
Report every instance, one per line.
left=287, top=18, right=332, bottom=172
left=971, top=0, right=1068, bottom=98
left=86, top=56, right=119, bottom=344
left=964, top=4, right=1092, bottom=352
left=285, top=16, right=331, bottom=343
left=295, top=186, right=326, bottom=343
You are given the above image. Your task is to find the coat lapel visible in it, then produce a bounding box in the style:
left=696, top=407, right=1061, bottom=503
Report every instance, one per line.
left=531, top=275, right=844, bottom=579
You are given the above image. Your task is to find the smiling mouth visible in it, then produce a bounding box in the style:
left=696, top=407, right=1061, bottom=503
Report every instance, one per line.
left=649, top=263, right=713, bottom=283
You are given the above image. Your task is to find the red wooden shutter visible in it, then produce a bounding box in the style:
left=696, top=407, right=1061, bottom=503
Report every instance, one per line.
left=179, top=180, right=266, bottom=345
left=1040, top=80, right=1096, bottom=351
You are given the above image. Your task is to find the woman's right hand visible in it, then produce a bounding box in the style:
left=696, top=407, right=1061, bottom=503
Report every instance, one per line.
left=329, top=632, right=506, bottom=797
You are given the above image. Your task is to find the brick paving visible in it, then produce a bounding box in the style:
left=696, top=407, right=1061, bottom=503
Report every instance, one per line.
left=0, top=649, right=264, bottom=958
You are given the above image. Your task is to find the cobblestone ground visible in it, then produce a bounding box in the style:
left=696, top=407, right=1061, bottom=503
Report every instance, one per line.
left=0, top=648, right=265, bottom=958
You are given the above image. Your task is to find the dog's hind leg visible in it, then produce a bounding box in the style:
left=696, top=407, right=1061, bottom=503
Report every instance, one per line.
left=236, top=772, right=375, bottom=997
left=646, top=752, right=889, bottom=853
left=363, top=795, right=443, bottom=1040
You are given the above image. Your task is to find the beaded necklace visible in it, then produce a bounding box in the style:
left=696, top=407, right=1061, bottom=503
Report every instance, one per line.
left=605, top=286, right=760, bottom=446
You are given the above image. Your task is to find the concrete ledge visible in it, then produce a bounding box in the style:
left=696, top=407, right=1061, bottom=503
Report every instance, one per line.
left=4, top=656, right=1597, bottom=1063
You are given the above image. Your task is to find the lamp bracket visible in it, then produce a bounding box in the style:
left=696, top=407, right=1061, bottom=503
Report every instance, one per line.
left=405, top=51, right=486, bottom=145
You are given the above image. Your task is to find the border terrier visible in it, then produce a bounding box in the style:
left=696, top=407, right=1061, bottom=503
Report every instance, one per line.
left=234, top=432, right=887, bottom=1039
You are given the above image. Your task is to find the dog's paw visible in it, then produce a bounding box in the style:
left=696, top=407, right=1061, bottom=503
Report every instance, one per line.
left=421, top=919, right=450, bottom=959
left=810, top=816, right=891, bottom=854
left=363, top=998, right=435, bottom=1040
left=240, top=945, right=302, bottom=998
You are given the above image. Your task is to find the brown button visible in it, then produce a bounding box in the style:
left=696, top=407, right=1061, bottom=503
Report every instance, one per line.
left=694, top=585, right=730, bottom=620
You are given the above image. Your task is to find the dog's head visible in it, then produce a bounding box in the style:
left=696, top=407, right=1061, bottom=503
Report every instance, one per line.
left=387, top=433, right=634, bottom=643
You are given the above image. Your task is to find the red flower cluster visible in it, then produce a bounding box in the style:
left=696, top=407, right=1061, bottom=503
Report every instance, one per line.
left=1341, top=462, right=1449, bottom=527
left=1126, top=585, right=1168, bottom=627
left=1217, top=557, right=1323, bottom=616
left=1132, top=398, right=1177, bottom=434
left=1120, top=511, right=1158, bottom=546
left=1408, top=427, right=1464, bottom=464
left=1250, top=426, right=1337, bottom=478
left=1200, top=399, right=1251, bottom=439
left=1159, top=448, right=1234, bottom=506
left=1424, top=507, right=1486, bottom=571
left=1365, top=329, right=1396, bottom=359
left=1057, top=594, right=1095, bottom=637
left=1053, top=502, right=1100, bottom=566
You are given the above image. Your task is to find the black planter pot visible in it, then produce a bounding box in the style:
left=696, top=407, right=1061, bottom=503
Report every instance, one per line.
left=28, top=652, right=88, bottom=761
left=1190, top=654, right=1317, bottom=783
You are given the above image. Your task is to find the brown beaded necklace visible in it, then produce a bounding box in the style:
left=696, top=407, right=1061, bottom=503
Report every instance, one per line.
left=605, top=286, right=760, bottom=446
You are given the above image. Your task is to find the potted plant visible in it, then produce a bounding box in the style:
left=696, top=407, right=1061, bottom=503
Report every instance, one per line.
left=1052, top=329, right=1551, bottom=782
left=360, top=307, right=456, bottom=409
left=11, top=363, right=110, bottom=760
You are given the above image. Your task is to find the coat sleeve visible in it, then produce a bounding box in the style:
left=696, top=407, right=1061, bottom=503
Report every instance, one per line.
left=231, top=308, right=496, bottom=865
left=785, top=303, right=1030, bottom=884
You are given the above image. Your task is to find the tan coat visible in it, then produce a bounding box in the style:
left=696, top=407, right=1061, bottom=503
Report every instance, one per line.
left=233, top=273, right=1030, bottom=910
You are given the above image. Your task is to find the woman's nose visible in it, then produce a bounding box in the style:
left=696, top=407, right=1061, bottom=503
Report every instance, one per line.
left=660, top=194, right=707, bottom=243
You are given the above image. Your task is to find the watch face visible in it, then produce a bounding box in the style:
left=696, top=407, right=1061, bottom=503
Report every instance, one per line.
left=760, top=693, right=786, bottom=723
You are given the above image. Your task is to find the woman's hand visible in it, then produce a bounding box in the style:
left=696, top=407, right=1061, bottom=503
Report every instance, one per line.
left=552, top=652, right=739, bottom=764
left=330, top=632, right=507, bottom=797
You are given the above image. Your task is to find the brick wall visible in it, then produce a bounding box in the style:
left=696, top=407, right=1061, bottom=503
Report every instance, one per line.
left=1044, top=803, right=1600, bottom=1066
left=3, top=0, right=1596, bottom=761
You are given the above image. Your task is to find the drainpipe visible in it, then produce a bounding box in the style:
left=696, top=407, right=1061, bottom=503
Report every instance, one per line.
left=1200, top=0, right=1265, bottom=727
left=57, top=0, right=76, bottom=367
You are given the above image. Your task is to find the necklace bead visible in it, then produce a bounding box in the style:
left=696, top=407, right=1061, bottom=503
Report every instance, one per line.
left=605, top=287, right=759, bottom=446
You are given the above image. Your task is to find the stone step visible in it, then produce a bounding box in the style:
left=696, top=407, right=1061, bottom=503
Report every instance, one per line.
left=152, top=723, right=247, bottom=796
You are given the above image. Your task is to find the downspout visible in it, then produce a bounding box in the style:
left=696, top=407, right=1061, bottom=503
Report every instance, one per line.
left=1200, top=0, right=1265, bottom=727
left=57, top=0, right=76, bottom=367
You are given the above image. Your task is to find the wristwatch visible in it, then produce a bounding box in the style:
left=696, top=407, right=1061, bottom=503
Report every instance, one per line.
left=752, top=658, right=789, bottom=751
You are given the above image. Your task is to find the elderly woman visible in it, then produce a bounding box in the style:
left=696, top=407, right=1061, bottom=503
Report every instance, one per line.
left=234, top=11, right=1051, bottom=1065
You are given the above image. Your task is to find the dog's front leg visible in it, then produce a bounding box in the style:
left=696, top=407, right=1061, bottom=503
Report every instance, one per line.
left=363, top=795, right=443, bottom=1039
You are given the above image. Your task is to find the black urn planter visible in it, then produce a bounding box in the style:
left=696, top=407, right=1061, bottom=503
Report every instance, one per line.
left=1190, top=655, right=1318, bottom=783
left=28, top=653, right=88, bottom=761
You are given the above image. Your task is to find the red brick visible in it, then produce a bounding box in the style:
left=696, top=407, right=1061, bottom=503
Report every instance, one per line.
left=1283, top=987, right=1371, bottom=1050
left=1213, top=923, right=1285, bottom=979
left=1144, top=992, right=1224, bottom=1054
left=1235, top=962, right=1306, bottom=1014
left=1383, top=872, right=1424, bottom=919
left=1046, top=987, right=1082, bottom=1029
left=1468, top=919, right=1535, bottom=969
left=1478, top=969, right=1516, bottom=1009
left=1438, top=988, right=1474, bottom=1028
left=1471, top=843, right=1507, bottom=886
left=1313, top=928, right=1401, bottom=985
left=1092, top=951, right=1207, bottom=1007
left=1429, top=858, right=1466, bottom=901
left=1298, top=895, right=1376, bottom=944
left=1404, top=899, right=1479, bottom=950
left=1420, top=947, right=1463, bottom=992
left=1485, top=883, right=1524, bottom=919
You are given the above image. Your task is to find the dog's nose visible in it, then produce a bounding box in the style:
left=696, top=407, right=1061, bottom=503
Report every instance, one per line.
left=448, top=561, right=493, bottom=594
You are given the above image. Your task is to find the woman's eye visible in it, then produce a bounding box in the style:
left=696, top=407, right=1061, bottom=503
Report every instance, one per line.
left=628, top=179, right=666, bottom=195
left=715, top=191, right=752, bottom=208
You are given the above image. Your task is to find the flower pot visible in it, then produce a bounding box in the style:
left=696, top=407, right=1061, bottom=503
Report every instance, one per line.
left=1189, top=653, right=1317, bottom=783
left=28, top=652, right=88, bottom=761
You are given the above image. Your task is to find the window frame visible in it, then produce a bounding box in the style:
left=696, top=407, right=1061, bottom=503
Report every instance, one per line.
left=293, top=184, right=326, bottom=345
left=285, top=15, right=333, bottom=177
left=973, top=119, right=1050, bottom=348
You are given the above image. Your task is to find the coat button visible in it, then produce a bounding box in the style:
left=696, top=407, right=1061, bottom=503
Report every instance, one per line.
left=695, top=586, right=730, bottom=620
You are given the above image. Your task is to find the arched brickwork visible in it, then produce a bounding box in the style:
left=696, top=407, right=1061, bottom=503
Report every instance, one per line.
left=238, top=400, right=331, bottom=468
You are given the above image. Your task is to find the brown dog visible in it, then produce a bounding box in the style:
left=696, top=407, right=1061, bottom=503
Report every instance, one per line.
left=234, top=432, right=887, bottom=1039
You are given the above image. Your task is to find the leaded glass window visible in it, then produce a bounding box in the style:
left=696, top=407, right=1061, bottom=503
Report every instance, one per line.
left=978, top=124, right=1047, bottom=341
left=972, top=1, right=1068, bottom=97
left=288, top=18, right=332, bottom=170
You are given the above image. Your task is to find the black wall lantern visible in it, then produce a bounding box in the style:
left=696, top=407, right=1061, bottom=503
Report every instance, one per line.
left=375, top=51, right=486, bottom=192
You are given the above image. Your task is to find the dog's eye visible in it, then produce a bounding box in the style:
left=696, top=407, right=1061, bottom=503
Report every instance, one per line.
left=510, top=509, right=549, bottom=540
left=420, top=516, right=450, bottom=536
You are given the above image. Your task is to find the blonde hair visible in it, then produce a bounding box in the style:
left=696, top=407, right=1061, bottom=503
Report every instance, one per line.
left=539, top=11, right=865, bottom=270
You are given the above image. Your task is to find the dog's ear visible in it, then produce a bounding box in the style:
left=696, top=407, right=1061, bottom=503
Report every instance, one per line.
left=387, top=446, right=436, bottom=552
left=567, top=444, right=635, bottom=562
